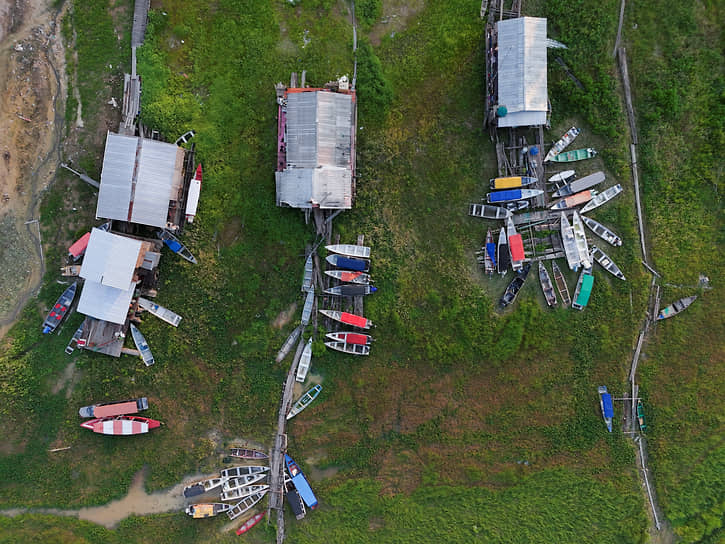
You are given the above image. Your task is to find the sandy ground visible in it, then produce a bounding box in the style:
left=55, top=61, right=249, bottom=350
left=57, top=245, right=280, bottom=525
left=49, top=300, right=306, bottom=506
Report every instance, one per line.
left=0, top=0, right=67, bottom=337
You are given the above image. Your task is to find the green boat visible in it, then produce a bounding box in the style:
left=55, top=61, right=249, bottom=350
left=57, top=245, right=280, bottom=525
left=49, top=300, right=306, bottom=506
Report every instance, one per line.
left=550, top=148, right=597, bottom=163
left=637, top=400, right=647, bottom=432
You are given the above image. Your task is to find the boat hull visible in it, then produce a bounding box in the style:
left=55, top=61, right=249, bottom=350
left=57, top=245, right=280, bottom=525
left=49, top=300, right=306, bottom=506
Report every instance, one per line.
left=580, top=184, right=623, bottom=214
left=130, top=324, right=155, bottom=366
left=656, top=295, right=697, bottom=320
left=285, top=454, right=318, bottom=509
left=544, top=127, right=581, bottom=162
left=324, top=341, right=370, bottom=355
left=80, top=415, right=161, bottom=436
left=236, top=512, right=265, bottom=535
left=319, top=309, right=372, bottom=329
left=42, top=282, right=78, bottom=334
left=538, top=262, right=557, bottom=307
left=549, top=147, right=597, bottom=163
left=184, top=164, right=202, bottom=223
left=499, top=264, right=531, bottom=308
left=325, top=244, right=371, bottom=259
left=326, top=254, right=369, bottom=271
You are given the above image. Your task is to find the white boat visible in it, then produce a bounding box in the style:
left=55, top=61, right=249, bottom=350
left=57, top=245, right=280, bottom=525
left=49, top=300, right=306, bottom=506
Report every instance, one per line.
left=220, top=466, right=269, bottom=479
left=560, top=213, right=580, bottom=271
left=137, top=297, right=182, bottom=327
left=590, top=245, right=626, bottom=280
left=544, top=127, right=581, bottom=162
left=185, top=164, right=202, bottom=223
left=185, top=502, right=230, bottom=518
left=226, top=489, right=269, bottom=520
left=301, top=252, right=313, bottom=292
left=324, top=270, right=371, bottom=285
left=222, top=473, right=267, bottom=493
left=296, top=338, right=313, bottom=383
left=221, top=484, right=270, bottom=503
left=325, top=244, right=371, bottom=259
left=552, top=171, right=605, bottom=197
left=580, top=184, right=623, bottom=213
left=548, top=170, right=575, bottom=184
left=580, top=216, right=622, bottom=246
left=468, top=203, right=512, bottom=220
left=571, top=267, right=594, bottom=310
left=287, top=384, right=322, bottom=420
left=571, top=212, right=591, bottom=269
left=183, top=476, right=229, bottom=498
left=129, top=324, right=154, bottom=366
left=325, top=341, right=370, bottom=355
left=300, top=286, right=315, bottom=326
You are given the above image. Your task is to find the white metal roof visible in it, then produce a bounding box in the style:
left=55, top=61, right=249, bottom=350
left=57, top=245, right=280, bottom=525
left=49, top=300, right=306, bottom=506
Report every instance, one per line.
left=79, top=228, right=142, bottom=290
left=77, top=280, right=135, bottom=325
left=496, top=17, right=548, bottom=128
left=276, top=167, right=352, bottom=209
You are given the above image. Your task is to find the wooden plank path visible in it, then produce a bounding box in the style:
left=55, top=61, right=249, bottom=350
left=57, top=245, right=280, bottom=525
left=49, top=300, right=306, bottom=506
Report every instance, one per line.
left=131, top=0, right=150, bottom=47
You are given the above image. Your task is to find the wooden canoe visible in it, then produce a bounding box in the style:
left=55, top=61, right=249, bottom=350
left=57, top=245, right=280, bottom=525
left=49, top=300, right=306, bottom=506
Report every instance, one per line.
left=590, top=245, right=626, bottom=280
left=318, top=309, right=372, bottom=329
left=538, top=262, right=558, bottom=307
left=551, top=261, right=571, bottom=307
left=549, top=147, right=597, bottom=163
left=580, top=215, right=622, bottom=246
left=325, top=244, right=371, bottom=259
left=580, top=184, right=623, bottom=213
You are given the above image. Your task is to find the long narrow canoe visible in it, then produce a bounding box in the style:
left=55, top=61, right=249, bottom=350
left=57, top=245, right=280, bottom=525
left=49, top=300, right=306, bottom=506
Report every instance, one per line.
left=326, top=254, right=369, bottom=271
left=157, top=229, right=197, bottom=264
left=487, top=188, right=543, bottom=203
left=324, top=285, right=377, bottom=296
left=549, top=147, right=597, bottom=163
left=550, top=189, right=597, bottom=210
left=326, top=332, right=372, bottom=345
left=137, top=297, right=182, bottom=327
left=590, top=245, right=626, bottom=280
left=544, top=127, right=581, bottom=162
left=657, top=295, right=697, bottom=320
left=552, top=261, right=571, bottom=307
left=80, top=415, right=161, bottom=436
left=226, top=489, right=268, bottom=520
left=236, top=512, right=266, bottom=535
left=130, top=323, right=155, bottom=366
left=490, top=176, right=537, bottom=190
left=325, top=244, right=370, bottom=259
left=324, top=270, right=371, bottom=285
left=300, top=286, right=315, bottom=326
left=184, top=477, right=229, bottom=498
left=538, top=262, right=557, bottom=307
left=560, top=213, right=580, bottom=271
left=468, top=203, right=512, bottom=220
left=319, top=309, right=372, bottom=329
left=296, top=338, right=313, bottom=383
left=552, top=171, right=605, bottom=197
left=185, top=164, right=202, bottom=223
left=580, top=216, right=622, bottom=246
left=497, top=227, right=510, bottom=275
left=499, top=264, right=531, bottom=308
left=220, top=466, right=269, bottom=479
left=185, top=502, right=230, bottom=518
left=572, top=212, right=591, bottom=269
left=42, top=282, right=77, bottom=334
left=325, top=341, right=370, bottom=355
left=302, top=253, right=313, bottom=292
left=548, top=170, right=576, bottom=184
left=222, top=473, right=267, bottom=493
left=229, top=448, right=269, bottom=460
left=285, top=454, right=318, bottom=509
left=483, top=228, right=495, bottom=276
left=221, top=484, right=270, bottom=503
left=287, top=384, right=322, bottom=420
left=580, top=184, right=623, bottom=213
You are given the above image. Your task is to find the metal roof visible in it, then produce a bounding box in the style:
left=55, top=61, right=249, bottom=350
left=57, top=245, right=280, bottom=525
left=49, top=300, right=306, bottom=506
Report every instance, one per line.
left=276, top=167, right=352, bottom=209
left=496, top=17, right=548, bottom=128
left=96, top=132, right=183, bottom=227
left=77, top=278, right=136, bottom=325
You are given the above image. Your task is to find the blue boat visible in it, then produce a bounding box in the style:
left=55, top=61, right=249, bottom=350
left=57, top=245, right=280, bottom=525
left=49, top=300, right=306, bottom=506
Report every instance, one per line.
left=285, top=454, right=317, bottom=509
left=487, top=189, right=543, bottom=203
left=326, top=254, right=369, bottom=272
left=598, top=386, right=614, bottom=432
left=157, top=229, right=197, bottom=264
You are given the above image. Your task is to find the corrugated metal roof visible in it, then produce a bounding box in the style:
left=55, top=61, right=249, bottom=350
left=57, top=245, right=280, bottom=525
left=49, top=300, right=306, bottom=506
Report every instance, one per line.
left=96, top=132, right=136, bottom=221
left=79, top=228, right=142, bottom=291
left=77, top=280, right=135, bottom=325
left=131, top=139, right=181, bottom=226
left=276, top=167, right=352, bottom=209
left=497, top=17, right=547, bottom=128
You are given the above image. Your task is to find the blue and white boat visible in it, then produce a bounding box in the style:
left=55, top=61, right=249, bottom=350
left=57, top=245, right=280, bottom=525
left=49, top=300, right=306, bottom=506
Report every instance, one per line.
left=285, top=454, right=318, bottom=509
left=598, top=386, right=614, bottom=432
left=487, top=188, right=543, bottom=204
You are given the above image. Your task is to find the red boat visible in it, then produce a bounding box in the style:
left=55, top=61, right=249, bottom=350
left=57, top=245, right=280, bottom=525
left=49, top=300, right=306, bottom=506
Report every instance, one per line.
left=80, top=415, right=161, bottom=436
left=236, top=512, right=265, bottom=535
left=318, top=309, right=372, bottom=329
left=325, top=332, right=372, bottom=345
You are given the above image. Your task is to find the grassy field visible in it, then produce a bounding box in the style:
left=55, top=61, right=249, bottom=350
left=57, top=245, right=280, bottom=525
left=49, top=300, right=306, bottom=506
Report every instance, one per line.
left=0, top=0, right=720, bottom=542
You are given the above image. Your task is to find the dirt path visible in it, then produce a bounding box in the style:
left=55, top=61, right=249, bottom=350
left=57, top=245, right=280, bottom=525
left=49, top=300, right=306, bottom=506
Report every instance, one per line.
left=0, top=0, right=68, bottom=338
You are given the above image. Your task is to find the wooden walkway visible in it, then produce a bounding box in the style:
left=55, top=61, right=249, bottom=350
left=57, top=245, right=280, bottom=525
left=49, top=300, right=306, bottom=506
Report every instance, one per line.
left=131, top=0, right=150, bottom=47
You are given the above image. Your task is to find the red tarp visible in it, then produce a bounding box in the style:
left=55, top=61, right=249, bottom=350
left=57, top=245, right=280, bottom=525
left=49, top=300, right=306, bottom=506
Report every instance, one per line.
left=68, top=232, right=91, bottom=258
left=509, top=234, right=525, bottom=261
left=341, top=312, right=368, bottom=328
left=346, top=333, right=369, bottom=345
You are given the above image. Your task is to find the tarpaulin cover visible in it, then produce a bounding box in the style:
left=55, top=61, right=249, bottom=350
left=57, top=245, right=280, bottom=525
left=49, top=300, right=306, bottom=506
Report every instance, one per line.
left=509, top=234, right=525, bottom=261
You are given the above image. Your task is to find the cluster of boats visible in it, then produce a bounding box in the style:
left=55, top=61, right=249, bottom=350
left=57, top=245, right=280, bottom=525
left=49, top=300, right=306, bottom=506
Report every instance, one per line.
left=598, top=385, right=648, bottom=434
left=78, top=397, right=161, bottom=436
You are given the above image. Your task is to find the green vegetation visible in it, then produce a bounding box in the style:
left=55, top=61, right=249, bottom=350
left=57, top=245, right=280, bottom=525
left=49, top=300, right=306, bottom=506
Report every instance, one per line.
left=1, top=0, right=721, bottom=542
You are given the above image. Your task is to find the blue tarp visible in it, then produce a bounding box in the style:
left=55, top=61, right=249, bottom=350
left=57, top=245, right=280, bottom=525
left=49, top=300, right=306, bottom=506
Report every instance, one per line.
left=488, top=189, right=522, bottom=202
left=602, top=393, right=614, bottom=418
left=336, top=256, right=367, bottom=271
left=486, top=243, right=497, bottom=267
left=285, top=454, right=318, bottom=509
left=164, top=238, right=182, bottom=253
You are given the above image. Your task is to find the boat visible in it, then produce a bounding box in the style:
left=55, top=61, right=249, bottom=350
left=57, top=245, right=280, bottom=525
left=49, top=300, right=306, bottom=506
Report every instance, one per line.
left=285, top=480, right=306, bottom=520
left=483, top=228, right=495, bottom=276
left=130, top=323, right=155, bottom=366
left=580, top=184, right=623, bottom=213
left=544, top=126, right=581, bottom=162
left=548, top=170, right=575, bottom=184
left=560, top=213, right=580, bottom=271
left=590, top=245, right=626, bottom=280
left=302, top=252, right=313, bottom=292
left=80, top=415, right=161, bottom=436
left=552, top=171, right=605, bottom=197
left=506, top=216, right=525, bottom=272
left=296, top=338, right=313, bottom=382
left=235, top=511, right=265, bottom=535
left=220, top=466, right=269, bottom=479
left=157, top=229, right=197, bottom=264
left=60, top=265, right=81, bottom=276
left=571, top=212, right=591, bottom=269
left=326, top=254, right=369, bottom=271
left=285, top=454, right=318, bottom=509
left=324, top=270, right=371, bottom=285
left=226, top=489, right=269, bottom=520
left=487, top=188, right=543, bottom=203
left=468, top=203, right=512, bottom=220
left=496, top=227, right=510, bottom=275
left=538, top=262, right=557, bottom=307
left=68, top=232, right=91, bottom=261
left=318, top=309, right=373, bottom=329
left=598, top=386, right=614, bottom=432
left=183, top=476, right=229, bottom=498
left=499, top=263, right=531, bottom=308
left=323, top=285, right=377, bottom=297
left=326, top=332, right=372, bottom=345
left=580, top=216, right=622, bottom=246
left=300, top=286, right=315, bottom=326
left=549, top=147, right=597, bottom=163
left=276, top=325, right=302, bottom=363
left=490, top=176, right=537, bottom=190
left=65, top=325, right=85, bottom=354
left=79, top=397, right=148, bottom=418
left=324, top=340, right=370, bottom=355
left=571, top=267, right=594, bottom=310
left=549, top=189, right=597, bottom=210
left=552, top=261, right=571, bottom=307
left=656, top=295, right=697, bottom=320
left=325, top=244, right=371, bottom=259
left=185, top=164, right=202, bottom=223
left=505, top=200, right=530, bottom=212
left=137, top=297, right=182, bottom=327
left=637, top=400, right=647, bottom=432
left=229, top=448, right=269, bottom=460
left=42, top=282, right=77, bottom=334
left=185, top=503, right=230, bottom=518
left=287, top=384, right=322, bottom=420
left=221, top=484, right=270, bottom=502
left=222, top=473, right=268, bottom=493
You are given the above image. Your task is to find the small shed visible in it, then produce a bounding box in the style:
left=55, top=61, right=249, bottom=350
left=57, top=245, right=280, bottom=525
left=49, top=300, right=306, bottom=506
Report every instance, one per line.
left=496, top=17, right=548, bottom=128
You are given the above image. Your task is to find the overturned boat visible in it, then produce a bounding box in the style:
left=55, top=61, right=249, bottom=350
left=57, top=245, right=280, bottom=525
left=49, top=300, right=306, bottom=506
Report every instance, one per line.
left=560, top=213, right=580, bottom=271
left=324, top=284, right=377, bottom=297
left=552, top=171, right=605, bottom=198
left=550, top=190, right=597, bottom=211
left=80, top=415, right=161, bottom=436
left=490, top=176, right=537, bottom=190
left=326, top=254, right=369, bottom=271
left=296, top=338, right=313, bottom=383
left=487, top=188, right=543, bottom=204
left=507, top=217, right=525, bottom=272
left=185, top=164, right=202, bottom=223
left=324, top=270, right=371, bottom=285
left=548, top=170, right=575, bottom=184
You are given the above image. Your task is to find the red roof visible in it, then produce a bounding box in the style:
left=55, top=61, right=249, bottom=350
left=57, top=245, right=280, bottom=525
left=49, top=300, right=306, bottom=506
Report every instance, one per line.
left=509, top=234, right=525, bottom=261
left=341, top=312, right=368, bottom=328
left=68, top=232, right=91, bottom=258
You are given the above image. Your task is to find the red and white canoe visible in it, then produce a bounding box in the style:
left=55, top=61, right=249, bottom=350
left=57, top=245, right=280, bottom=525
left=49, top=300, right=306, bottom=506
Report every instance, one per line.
left=80, top=415, right=161, bottom=436
left=325, top=332, right=372, bottom=345
left=324, top=269, right=371, bottom=285
left=185, top=164, right=202, bottom=223
left=319, top=309, right=372, bottom=329
left=236, top=511, right=265, bottom=535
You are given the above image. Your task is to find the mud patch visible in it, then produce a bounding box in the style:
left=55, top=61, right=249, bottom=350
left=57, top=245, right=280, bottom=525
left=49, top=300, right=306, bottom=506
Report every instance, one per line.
left=219, top=216, right=243, bottom=247
left=272, top=302, right=297, bottom=329
left=50, top=360, right=80, bottom=397
left=0, top=214, right=37, bottom=316
left=368, top=0, right=425, bottom=46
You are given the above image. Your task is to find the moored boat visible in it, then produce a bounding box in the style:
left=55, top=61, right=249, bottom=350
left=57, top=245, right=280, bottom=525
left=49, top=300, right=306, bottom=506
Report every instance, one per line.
left=183, top=477, right=228, bottom=498
left=468, top=203, right=512, bottom=220
left=487, top=188, right=543, bottom=203
left=580, top=184, right=623, bottom=213
left=505, top=200, right=530, bottom=212
left=580, top=216, right=622, bottom=246
left=300, top=286, right=315, bottom=326
left=137, top=297, right=182, bottom=327
left=552, top=171, right=605, bottom=197
left=287, top=384, right=323, bottom=420
left=590, top=245, right=626, bottom=280
left=230, top=448, right=269, bottom=460
left=325, top=244, right=371, bottom=259
left=571, top=267, right=594, bottom=311
left=326, top=332, right=372, bottom=345
left=220, top=466, right=269, bottom=479
left=483, top=228, right=495, bottom=276
left=60, top=265, right=82, bottom=276
left=185, top=164, right=202, bottom=223
left=549, top=147, right=597, bottom=163
left=285, top=481, right=306, bottom=520
left=222, top=473, right=267, bottom=493
left=285, top=454, right=318, bottom=509
left=538, top=262, right=557, bottom=307
left=157, top=229, right=197, bottom=264
left=80, top=415, right=161, bottom=436
left=296, top=338, right=313, bottom=383
left=549, top=189, right=597, bottom=210
left=324, top=284, right=377, bottom=297
left=656, top=295, right=697, bottom=320
left=560, top=213, right=580, bottom=271
left=506, top=216, right=525, bottom=272
left=552, top=261, right=571, bottom=307
left=68, top=232, right=91, bottom=262
left=42, top=282, right=78, bottom=334
left=496, top=227, right=510, bottom=275
left=490, top=176, right=538, bottom=190
left=544, top=126, right=581, bottom=162
left=499, top=263, right=531, bottom=308
left=548, top=170, right=575, bottom=184
left=637, top=400, right=647, bottom=432
left=302, top=253, right=313, bottom=292
left=236, top=512, right=266, bottom=535
left=326, top=254, right=369, bottom=271
left=319, top=309, right=373, bottom=329
left=324, top=341, right=370, bottom=355
left=598, top=386, right=614, bottom=432
left=571, top=212, right=591, bottom=269
left=221, top=484, right=270, bottom=503
left=130, top=323, right=155, bottom=367
left=79, top=397, right=148, bottom=418
left=324, top=269, right=371, bottom=285
left=185, top=503, right=230, bottom=518
left=226, top=489, right=268, bottom=521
